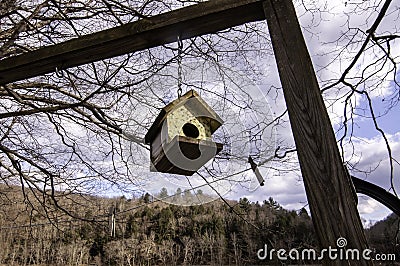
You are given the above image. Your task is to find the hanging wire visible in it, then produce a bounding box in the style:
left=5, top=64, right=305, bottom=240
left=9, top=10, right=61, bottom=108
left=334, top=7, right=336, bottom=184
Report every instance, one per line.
left=177, top=35, right=183, bottom=98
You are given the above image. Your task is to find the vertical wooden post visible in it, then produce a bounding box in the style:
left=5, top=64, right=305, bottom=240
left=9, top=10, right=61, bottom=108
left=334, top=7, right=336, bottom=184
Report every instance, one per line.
left=263, top=0, right=372, bottom=264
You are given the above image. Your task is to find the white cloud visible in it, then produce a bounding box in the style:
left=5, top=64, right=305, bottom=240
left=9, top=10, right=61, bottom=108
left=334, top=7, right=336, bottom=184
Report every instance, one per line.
left=358, top=197, right=380, bottom=214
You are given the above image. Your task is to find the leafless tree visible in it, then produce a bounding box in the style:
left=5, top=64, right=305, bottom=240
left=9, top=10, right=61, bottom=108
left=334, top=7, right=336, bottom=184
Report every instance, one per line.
left=0, top=0, right=398, bottom=249
left=0, top=0, right=280, bottom=221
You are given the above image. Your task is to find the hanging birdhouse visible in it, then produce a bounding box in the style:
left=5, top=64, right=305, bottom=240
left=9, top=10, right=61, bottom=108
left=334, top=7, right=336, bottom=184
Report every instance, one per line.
left=145, top=90, right=223, bottom=176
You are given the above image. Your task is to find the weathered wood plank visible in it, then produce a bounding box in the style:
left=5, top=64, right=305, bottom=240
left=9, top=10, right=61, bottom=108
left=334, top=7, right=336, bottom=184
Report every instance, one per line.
left=263, top=0, right=372, bottom=264
left=0, top=0, right=265, bottom=85
left=352, top=175, right=400, bottom=217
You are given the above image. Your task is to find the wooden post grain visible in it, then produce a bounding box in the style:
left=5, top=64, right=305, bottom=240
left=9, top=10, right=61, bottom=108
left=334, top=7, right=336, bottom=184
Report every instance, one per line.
left=263, top=0, right=372, bottom=264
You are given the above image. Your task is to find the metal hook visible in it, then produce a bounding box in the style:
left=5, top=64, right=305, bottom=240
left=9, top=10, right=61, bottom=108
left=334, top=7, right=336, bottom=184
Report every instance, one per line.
left=177, top=35, right=183, bottom=51
left=55, top=66, right=64, bottom=78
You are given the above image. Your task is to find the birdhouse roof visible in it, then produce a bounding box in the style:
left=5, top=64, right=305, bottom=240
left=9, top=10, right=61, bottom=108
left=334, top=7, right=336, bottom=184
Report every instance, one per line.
left=145, top=90, right=223, bottom=144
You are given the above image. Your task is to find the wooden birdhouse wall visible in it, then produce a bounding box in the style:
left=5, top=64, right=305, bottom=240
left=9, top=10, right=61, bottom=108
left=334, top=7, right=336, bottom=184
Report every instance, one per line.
left=167, top=105, right=211, bottom=140
left=150, top=130, right=165, bottom=160
left=195, top=117, right=212, bottom=138
left=144, top=90, right=223, bottom=175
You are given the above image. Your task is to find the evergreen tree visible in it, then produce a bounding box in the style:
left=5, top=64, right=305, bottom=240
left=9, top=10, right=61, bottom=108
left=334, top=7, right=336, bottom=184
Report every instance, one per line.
left=159, top=187, right=168, bottom=199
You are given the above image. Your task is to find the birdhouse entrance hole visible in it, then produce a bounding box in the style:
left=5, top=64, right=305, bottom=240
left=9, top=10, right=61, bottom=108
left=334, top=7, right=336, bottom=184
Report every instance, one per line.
left=182, top=123, right=199, bottom=138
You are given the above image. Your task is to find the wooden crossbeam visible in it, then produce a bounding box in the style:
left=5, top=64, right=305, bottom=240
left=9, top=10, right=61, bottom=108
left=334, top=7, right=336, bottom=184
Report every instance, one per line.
left=352, top=175, right=400, bottom=217
left=0, top=0, right=265, bottom=85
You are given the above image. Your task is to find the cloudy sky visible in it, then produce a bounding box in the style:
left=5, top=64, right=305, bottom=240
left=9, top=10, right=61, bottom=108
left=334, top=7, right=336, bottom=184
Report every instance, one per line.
left=221, top=0, right=400, bottom=225
left=90, top=0, right=400, bottom=225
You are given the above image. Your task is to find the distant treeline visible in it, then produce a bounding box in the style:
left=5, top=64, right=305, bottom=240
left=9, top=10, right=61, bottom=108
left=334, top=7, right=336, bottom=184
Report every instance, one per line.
left=0, top=186, right=398, bottom=265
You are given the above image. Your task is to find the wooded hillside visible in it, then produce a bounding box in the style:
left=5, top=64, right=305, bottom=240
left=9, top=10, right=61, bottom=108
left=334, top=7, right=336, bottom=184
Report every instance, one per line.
left=0, top=185, right=398, bottom=265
